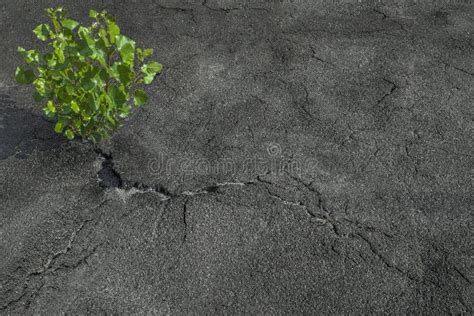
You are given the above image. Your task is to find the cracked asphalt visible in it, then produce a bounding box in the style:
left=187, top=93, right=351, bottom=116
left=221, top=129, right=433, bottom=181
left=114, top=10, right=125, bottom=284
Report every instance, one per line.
left=1, top=0, right=473, bottom=314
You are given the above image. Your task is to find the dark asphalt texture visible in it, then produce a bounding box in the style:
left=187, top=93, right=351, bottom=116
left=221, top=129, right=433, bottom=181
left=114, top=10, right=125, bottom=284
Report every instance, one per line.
left=1, top=0, right=473, bottom=314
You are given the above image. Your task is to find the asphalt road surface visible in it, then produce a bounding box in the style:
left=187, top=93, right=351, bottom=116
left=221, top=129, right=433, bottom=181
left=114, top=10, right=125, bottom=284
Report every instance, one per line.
left=1, top=0, right=473, bottom=314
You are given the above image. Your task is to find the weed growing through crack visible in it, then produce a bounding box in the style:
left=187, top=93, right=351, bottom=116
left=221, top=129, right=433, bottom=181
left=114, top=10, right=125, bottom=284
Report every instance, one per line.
left=15, top=7, right=162, bottom=143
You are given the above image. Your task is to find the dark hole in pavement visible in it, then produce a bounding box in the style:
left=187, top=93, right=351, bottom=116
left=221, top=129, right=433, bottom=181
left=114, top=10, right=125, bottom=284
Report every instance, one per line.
left=96, top=151, right=123, bottom=189
left=95, top=148, right=174, bottom=197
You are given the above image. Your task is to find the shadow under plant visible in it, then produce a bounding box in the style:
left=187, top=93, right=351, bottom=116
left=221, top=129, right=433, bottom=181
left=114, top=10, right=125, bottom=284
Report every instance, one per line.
left=0, top=95, right=66, bottom=160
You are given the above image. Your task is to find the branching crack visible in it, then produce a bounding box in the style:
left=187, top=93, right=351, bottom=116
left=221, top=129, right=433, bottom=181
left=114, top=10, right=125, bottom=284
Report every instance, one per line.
left=1, top=199, right=107, bottom=312
left=93, top=149, right=434, bottom=293
left=264, top=186, right=306, bottom=208
left=51, top=242, right=105, bottom=273
left=374, top=78, right=398, bottom=107
left=34, top=219, right=92, bottom=274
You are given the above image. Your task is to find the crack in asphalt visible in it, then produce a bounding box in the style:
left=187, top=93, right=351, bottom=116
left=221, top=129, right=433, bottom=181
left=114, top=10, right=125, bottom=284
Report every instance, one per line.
left=248, top=173, right=468, bottom=294
left=2, top=2, right=473, bottom=313
left=374, top=78, right=398, bottom=108
left=152, top=0, right=269, bottom=17
left=96, top=148, right=261, bottom=201
left=3, top=144, right=471, bottom=312
left=372, top=8, right=410, bottom=33
left=34, top=220, right=91, bottom=274
left=351, top=231, right=419, bottom=282
left=11, top=143, right=467, bottom=310
left=201, top=0, right=239, bottom=14
left=0, top=199, right=108, bottom=312
left=308, top=44, right=336, bottom=68
left=442, top=61, right=474, bottom=77
left=181, top=199, right=189, bottom=246
left=95, top=148, right=173, bottom=199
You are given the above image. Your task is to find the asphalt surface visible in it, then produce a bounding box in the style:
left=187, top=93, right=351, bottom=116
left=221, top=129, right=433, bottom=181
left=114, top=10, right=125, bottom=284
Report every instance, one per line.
left=1, top=0, right=473, bottom=314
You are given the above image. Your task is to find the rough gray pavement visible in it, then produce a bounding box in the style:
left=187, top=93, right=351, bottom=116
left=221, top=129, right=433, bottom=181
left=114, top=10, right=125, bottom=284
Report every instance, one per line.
left=1, top=0, right=473, bottom=314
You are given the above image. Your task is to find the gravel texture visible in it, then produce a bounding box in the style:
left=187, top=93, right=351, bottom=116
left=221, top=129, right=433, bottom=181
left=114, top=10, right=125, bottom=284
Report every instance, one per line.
left=1, top=0, right=473, bottom=314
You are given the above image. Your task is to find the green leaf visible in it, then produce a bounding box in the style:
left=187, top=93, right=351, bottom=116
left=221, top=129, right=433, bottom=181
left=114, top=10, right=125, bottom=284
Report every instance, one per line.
left=33, top=24, right=51, bottom=41
left=33, top=91, right=44, bottom=102
left=47, top=100, right=56, bottom=113
left=119, top=43, right=135, bottom=65
left=56, top=7, right=66, bottom=18
left=118, top=105, right=130, bottom=117
left=71, top=101, right=80, bottom=114
left=62, top=19, right=79, bottom=30
left=146, top=62, right=162, bottom=73
left=77, top=39, right=94, bottom=57
left=106, top=113, right=116, bottom=125
left=17, top=47, right=40, bottom=64
left=143, top=48, right=154, bottom=58
left=98, top=28, right=110, bottom=47
left=108, top=85, right=127, bottom=108
left=82, top=111, right=92, bottom=121
left=65, top=128, right=75, bottom=140
left=137, top=48, right=155, bottom=62
left=98, top=69, right=109, bottom=82
left=65, top=83, right=75, bottom=95
left=53, top=41, right=65, bottom=63
left=81, top=68, right=99, bottom=91
left=63, top=105, right=72, bottom=115
left=34, top=78, right=47, bottom=95
left=115, top=35, right=135, bottom=65
left=134, top=89, right=148, bottom=107
left=47, top=8, right=55, bottom=17
left=50, top=11, right=62, bottom=32
left=78, top=26, right=95, bottom=46
left=54, top=119, right=65, bottom=133
left=115, top=64, right=133, bottom=86
left=72, top=119, right=81, bottom=129
left=92, top=41, right=108, bottom=67
left=91, top=133, right=102, bottom=143
left=87, top=93, right=100, bottom=112
left=115, top=34, right=133, bottom=50
left=15, top=66, right=35, bottom=84
left=89, top=9, right=98, bottom=18
left=143, top=74, right=155, bottom=85
left=136, top=48, right=143, bottom=62
left=58, top=87, right=73, bottom=103
left=100, top=100, right=107, bottom=114
left=81, top=79, right=96, bottom=91
left=46, top=8, right=64, bottom=31
left=44, top=53, right=57, bottom=67
left=141, top=62, right=162, bottom=84
left=42, top=107, right=55, bottom=119
left=106, top=20, right=120, bottom=44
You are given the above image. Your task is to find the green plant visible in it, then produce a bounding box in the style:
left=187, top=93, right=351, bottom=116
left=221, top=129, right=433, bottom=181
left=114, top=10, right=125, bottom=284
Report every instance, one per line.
left=15, top=7, right=162, bottom=142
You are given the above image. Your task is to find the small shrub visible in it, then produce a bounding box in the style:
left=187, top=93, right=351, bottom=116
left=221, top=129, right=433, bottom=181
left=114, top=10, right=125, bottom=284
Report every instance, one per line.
left=15, top=7, right=162, bottom=143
